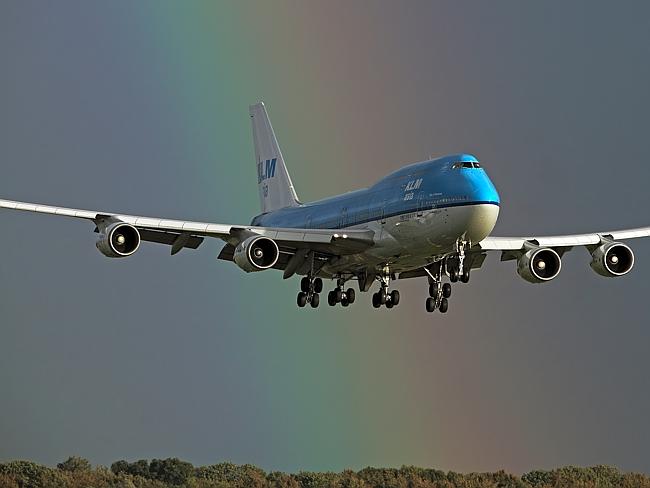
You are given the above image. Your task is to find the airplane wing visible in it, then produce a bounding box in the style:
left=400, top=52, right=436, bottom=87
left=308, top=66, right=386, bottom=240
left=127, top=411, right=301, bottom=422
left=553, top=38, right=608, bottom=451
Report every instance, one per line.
left=478, top=227, right=650, bottom=251
left=0, top=198, right=375, bottom=258
left=398, top=226, right=650, bottom=281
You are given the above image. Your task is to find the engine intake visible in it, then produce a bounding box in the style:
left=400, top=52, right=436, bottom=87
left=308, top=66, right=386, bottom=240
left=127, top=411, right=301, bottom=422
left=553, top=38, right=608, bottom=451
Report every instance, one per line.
left=233, top=235, right=279, bottom=272
left=96, top=223, right=141, bottom=258
left=517, top=247, right=562, bottom=283
left=590, top=241, right=634, bottom=277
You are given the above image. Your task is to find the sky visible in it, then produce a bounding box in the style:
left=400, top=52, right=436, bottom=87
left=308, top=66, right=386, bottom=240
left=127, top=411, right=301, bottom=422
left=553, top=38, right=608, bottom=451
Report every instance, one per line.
left=1, top=0, right=650, bottom=476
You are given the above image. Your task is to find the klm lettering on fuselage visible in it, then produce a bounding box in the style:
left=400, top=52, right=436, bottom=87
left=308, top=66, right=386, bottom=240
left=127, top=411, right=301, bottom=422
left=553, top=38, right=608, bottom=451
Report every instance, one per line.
left=258, top=158, right=277, bottom=183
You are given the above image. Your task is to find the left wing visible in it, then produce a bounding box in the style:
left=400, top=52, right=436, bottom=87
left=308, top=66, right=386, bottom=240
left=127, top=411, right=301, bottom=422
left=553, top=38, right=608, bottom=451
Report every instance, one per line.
left=478, top=227, right=650, bottom=251
left=398, top=226, right=650, bottom=282
left=0, top=198, right=374, bottom=259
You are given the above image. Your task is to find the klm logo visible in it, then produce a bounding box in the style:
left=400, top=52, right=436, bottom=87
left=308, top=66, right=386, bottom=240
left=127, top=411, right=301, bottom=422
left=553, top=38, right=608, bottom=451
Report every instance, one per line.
left=257, top=158, right=277, bottom=183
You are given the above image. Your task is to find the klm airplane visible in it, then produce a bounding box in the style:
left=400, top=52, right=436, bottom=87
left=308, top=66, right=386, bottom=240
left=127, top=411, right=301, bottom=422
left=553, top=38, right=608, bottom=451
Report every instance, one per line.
left=2, top=103, right=649, bottom=314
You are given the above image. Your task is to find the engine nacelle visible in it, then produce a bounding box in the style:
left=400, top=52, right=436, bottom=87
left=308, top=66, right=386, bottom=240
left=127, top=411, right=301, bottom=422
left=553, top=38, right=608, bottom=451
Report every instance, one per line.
left=96, top=223, right=141, bottom=258
left=233, top=235, right=279, bottom=272
left=590, top=241, right=634, bottom=277
left=517, top=247, right=562, bottom=283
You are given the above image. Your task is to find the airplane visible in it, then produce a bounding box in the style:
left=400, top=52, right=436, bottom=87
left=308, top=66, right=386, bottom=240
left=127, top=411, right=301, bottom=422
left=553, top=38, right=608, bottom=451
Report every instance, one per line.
left=2, top=102, right=649, bottom=314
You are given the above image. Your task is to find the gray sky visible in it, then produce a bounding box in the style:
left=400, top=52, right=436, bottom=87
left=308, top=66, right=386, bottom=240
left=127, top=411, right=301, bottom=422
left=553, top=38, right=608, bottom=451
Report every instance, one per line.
left=1, top=0, right=649, bottom=475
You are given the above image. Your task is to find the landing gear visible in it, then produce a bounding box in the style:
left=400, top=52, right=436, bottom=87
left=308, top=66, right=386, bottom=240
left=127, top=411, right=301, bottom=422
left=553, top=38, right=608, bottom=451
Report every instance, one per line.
left=327, top=278, right=356, bottom=307
left=297, top=274, right=322, bottom=309
left=424, top=262, right=452, bottom=314
left=372, top=266, right=400, bottom=310
left=460, top=270, right=470, bottom=284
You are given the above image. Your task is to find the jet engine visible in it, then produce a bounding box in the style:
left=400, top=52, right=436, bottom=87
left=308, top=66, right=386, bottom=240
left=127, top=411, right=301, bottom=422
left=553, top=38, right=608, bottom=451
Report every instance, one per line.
left=590, top=241, right=634, bottom=277
left=517, top=247, right=562, bottom=283
left=96, top=223, right=141, bottom=258
left=233, top=235, right=279, bottom=272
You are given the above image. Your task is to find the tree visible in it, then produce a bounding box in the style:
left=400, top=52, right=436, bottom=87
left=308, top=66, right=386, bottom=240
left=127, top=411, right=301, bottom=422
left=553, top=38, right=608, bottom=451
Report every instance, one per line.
left=57, top=456, right=92, bottom=472
left=149, top=458, right=194, bottom=485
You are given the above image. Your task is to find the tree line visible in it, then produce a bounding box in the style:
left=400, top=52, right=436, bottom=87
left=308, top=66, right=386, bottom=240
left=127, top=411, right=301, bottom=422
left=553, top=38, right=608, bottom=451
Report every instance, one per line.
left=0, top=457, right=648, bottom=488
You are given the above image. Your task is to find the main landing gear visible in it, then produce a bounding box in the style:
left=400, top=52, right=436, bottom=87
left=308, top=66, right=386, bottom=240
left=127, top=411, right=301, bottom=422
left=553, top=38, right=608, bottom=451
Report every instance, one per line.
left=425, top=279, right=451, bottom=314
left=372, top=267, right=400, bottom=310
left=297, top=275, right=323, bottom=308
left=424, top=241, right=471, bottom=313
left=327, top=278, right=356, bottom=307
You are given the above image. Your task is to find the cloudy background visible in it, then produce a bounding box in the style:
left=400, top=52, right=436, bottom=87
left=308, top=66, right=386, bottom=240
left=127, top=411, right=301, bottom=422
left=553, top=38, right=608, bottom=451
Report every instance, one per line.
left=1, top=0, right=649, bottom=475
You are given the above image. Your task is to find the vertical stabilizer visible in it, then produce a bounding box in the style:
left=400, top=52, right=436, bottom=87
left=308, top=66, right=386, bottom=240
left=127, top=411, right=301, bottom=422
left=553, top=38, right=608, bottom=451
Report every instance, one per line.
left=249, top=102, right=300, bottom=213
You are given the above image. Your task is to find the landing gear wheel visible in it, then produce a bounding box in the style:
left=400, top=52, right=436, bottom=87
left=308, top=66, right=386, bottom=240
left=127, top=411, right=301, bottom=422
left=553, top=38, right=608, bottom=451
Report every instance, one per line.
left=328, top=291, right=336, bottom=306
left=372, top=293, right=381, bottom=308
left=449, top=268, right=459, bottom=283
left=335, top=288, right=343, bottom=302
left=460, top=271, right=470, bottom=283
left=390, top=290, right=400, bottom=306
left=313, top=278, right=323, bottom=293
left=439, top=297, right=449, bottom=313
left=386, top=301, right=394, bottom=309
left=379, top=289, right=387, bottom=304
left=310, top=293, right=320, bottom=308
left=429, top=283, right=439, bottom=298
left=300, top=277, right=310, bottom=293
left=442, top=283, right=452, bottom=299
left=341, top=298, right=350, bottom=307
left=426, top=297, right=436, bottom=313
left=346, top=288, right=356, bottom=304
left=297, top=292, right=307, bottom=308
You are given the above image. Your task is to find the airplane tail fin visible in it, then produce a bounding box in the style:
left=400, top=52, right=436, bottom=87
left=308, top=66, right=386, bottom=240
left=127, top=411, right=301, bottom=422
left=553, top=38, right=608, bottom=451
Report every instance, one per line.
left=249, top=102, right=300, bottom=213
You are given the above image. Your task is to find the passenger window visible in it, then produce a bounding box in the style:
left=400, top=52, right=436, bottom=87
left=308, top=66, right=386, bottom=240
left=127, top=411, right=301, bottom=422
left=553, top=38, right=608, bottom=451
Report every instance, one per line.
left=452, top=162, right=463, bottom=169
left=473, top=162, right=481, bottom=168
left=462, top=162, right=473, bottom=168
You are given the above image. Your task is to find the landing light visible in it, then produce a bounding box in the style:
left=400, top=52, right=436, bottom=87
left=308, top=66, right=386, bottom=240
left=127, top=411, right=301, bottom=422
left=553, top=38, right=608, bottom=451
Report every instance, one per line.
left=536, top=260, right=546, bottom=270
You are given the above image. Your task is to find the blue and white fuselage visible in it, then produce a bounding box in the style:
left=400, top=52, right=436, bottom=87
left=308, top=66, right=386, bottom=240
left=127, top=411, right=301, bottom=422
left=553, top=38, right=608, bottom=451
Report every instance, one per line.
left=252, top=153, right=500, bottom=276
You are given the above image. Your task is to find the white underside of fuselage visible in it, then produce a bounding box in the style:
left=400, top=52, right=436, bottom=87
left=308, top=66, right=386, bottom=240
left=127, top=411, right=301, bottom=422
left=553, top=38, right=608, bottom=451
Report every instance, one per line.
left=321, top=203, right=500, bottom=276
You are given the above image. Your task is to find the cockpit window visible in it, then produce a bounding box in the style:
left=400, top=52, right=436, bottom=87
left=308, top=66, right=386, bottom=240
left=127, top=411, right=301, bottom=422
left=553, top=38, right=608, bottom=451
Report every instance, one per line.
left=452, top=161, right=481, bottom=169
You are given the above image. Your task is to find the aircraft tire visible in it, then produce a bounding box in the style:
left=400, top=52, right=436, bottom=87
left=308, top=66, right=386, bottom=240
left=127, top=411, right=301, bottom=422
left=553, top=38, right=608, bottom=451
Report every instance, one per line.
left=300, top=277, right=310, bottom=293
left=442, top=283, right=452, bottom=298
left=372, top=293, right=381, bottom=308
left=379, top=290, right=387, bottom=304
left=328, top=291, right=337, bottom=306
left=449, top=269, right=459, bottom=283
left=297, top=292, right=307, bottom=308
left=341, top=298, right=349, bottom=307
left=460, top=271, right=470, bottom=283
left=346, top=288, right=356, bottom=304
left=311, top=293, right=320, bottom=308
left=426, top=297, right=436, bottom=313
left=429, top=283, right=439, bottom=298
left=386, top=301, right=394, bottom=309
left=335, top=288, right=343, bottom=302
left=439, top=297, right=449, bottom=313
left=390, top=290, right=400, bottom=306
left=314, top=278, right=323, bottom=293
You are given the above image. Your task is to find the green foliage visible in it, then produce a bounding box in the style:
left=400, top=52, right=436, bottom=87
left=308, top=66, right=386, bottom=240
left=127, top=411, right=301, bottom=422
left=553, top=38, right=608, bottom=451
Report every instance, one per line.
left=1, top=459, right=649, bottom=488
left=57, top=456, right=92, bottom=472
left=195, top=462, right=267, bottom=487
